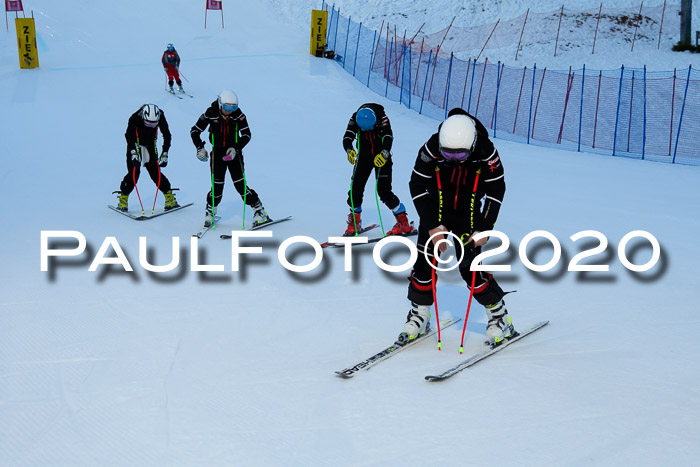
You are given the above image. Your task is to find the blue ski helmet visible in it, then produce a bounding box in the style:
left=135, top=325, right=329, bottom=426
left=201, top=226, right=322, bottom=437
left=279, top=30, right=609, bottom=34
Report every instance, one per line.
left=355, top=108, right=377, bottom=131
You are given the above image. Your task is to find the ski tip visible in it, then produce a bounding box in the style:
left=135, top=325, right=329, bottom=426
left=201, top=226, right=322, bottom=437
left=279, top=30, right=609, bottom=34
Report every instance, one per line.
left=334, top=371, right=354, bottom=379
left=425, top=375, right=442, bottom=382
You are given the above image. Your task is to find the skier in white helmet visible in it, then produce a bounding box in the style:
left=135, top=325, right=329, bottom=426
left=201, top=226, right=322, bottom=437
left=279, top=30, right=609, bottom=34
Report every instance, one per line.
left=190, top=90, right=271, bottom=228
left=399, top=108, right=512, bottom=347
left=115, top=104, right=179, bottom=212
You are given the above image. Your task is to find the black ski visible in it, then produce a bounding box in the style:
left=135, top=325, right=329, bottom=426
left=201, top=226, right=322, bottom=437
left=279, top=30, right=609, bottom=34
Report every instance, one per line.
left=335, top=318, right=462, bottom=378
left=424, top=321, right=550, bottom=382
left=193, top=216, right=222, bottom=239
left=167, top=89, right=183, bottom=99
left=108, top=202, right=193, bottom=220
left=320, top=223, right=380, bottom=248
left=219, top=216, right=293, bottom=238
left=332, top=222, right=417, bottom=248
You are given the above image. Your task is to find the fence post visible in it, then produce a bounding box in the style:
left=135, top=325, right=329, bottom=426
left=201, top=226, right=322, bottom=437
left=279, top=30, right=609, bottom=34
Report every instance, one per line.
left=408, top=42, right=412, bottom=109
left=578, top=64, right=585, bottom=152
left=612, top=65, right=625, bottom=156
left=531, top=67, right=547, bottom=140
left=475, top=57, right=489, bottom=118
left=554, top=5, right=564, bottom=57
left=326, top=6, right=335, bottom=49
left=343, top=16, right=351, bottom=69
left=332, top=8, right=340, bottom=52
left=443, top=52, right=454, bottom=118
left=557, top=67, right=575, bottom=144
left=669, top=68, right=676, bottom=155
left=593, top=70, right=602, bottom=148
left=371, top=21, right=384, bottom=71
left=527, top=64, right=537, bottom=144
left=419, top=50, right=433, bottom=115
left=515, top=9, right=530, bottom=61
left=631, top=2, right=644, bottom=52
left=513, top=66, right=527, bottom=134
left=468, top=59, right=478, bottom=113
left=627, top=70, right=635, bottom=152
left=672, top=65, right=692, bottom=163
left=353, top=22, right=362, bottom=76
left=413, top=38, right=424, bottom=95
left=592, top=3, right=602, bottom=54
left=493, top=61, right=503, bottom=136
left=658, top=0, right=666, bottom=49
left=400, top=42, right=407, bottom=106
left=461, top=58, right=472, bottom=109
left=642, top=65, right=647, bottom=160
left=366, top=30, right=377, bottom=87
left=384, top=39, right=394, bottom=98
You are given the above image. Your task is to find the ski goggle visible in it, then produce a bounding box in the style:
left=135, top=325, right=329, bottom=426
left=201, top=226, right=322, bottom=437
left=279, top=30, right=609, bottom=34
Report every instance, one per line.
left=167, top=45, right=174, bottom=50
left=144, top=119, right=158, bottom=128
left=439, top=147, right=471, bottom=162
left=221, top=103, right=238, bottom=112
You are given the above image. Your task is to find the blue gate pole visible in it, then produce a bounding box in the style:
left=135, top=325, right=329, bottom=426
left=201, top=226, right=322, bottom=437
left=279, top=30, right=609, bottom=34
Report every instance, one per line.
left=444, top=53, right=454, bottom=119
left=467, top=58, right=478, bottom=113
left=527, top=64, right=537, bottom=145
left=366, top=30, right=377, bottom=87
left=494, top=61, right=502, bottom=137
left=612, top=65, right=625, bottom=157
left=642, top=65, right=647, bottom=160
left=384, top=39, right=394, bottom=98
left=408, top=43, right=412, bottom=110
left=400, top=42, right=406, bottom=105
left=672, top=65, right=692, bottom=163
left=419, top=50, right=433, bottom=115
left=578, top=64, right=585, bottom=152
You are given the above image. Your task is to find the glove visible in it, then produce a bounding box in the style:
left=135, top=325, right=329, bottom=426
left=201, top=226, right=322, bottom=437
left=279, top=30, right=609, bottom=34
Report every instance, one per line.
left=374, top=149, right=389, bottom=167
left=158, top=151, right=168, bottom=167
left=223, top=147, right=237, bottom=161
left=347, top=148, right=357, bottom=165
left=196, top=147, right=208, bottom=162
left=130, top=149, right=141, bottom=167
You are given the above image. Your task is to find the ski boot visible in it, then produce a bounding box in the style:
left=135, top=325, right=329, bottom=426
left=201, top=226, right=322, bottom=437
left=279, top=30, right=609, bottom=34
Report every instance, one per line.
left=387, top=211, right=413, bottom=235
left=252, top=202, right=271, bottom=227
left=344, top=210, right=362, bottom=236
left=178, top=84, right=185, bottom=93
left=164, top=190, right=179, bottom=210
left=397, top=303, right=431, bottom=345
left=116, top=193, right=129, bottom=212
left=204, top=205, right=214, bottom=227
left=485, top=299, right=516, bottom=346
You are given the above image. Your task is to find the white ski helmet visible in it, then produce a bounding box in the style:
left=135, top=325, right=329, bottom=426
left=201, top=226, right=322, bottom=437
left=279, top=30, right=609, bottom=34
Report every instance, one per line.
left=438, top=114, right=477, bottom=162
left=218, top=90, right=238, bottom=112
left=142, top=104, right=161, bottom=128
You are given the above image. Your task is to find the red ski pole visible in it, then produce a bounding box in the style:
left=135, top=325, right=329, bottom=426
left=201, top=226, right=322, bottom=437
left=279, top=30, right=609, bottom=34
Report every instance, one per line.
left=431, top=254, right=442, bottom=350
left=132, top=166, right=145, bottom=214
left=459, top=270, right=477, bottom=354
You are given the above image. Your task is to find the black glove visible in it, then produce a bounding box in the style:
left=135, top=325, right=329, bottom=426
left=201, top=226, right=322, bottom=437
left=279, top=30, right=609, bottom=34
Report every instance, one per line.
left=158, top=151, right=168, bottom=167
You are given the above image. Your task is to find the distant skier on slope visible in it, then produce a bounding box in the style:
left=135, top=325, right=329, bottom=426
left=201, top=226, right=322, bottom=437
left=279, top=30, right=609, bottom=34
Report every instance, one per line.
left=399, top=108, right=514, bottom=346
left=115, top=104, right=179, bottom=212
left=341, top=103, right=414, bottom=236
left=162, top=43, right=184, bottom=93
left=190, top=90, right=271, bottom=228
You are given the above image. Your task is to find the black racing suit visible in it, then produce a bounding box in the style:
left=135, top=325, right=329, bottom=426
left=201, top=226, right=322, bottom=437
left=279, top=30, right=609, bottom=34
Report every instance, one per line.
left=408, top=111, right=507, bottom=307
left=342, top=103, right=401, bottom=212
left=190, top=101, right=260, bottom=210
left=120, top=108, right=172, bottom=195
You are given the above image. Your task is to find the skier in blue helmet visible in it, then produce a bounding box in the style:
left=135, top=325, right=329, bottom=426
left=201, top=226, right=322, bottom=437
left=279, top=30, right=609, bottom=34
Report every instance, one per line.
left=341, top=103, right=414, bottom=236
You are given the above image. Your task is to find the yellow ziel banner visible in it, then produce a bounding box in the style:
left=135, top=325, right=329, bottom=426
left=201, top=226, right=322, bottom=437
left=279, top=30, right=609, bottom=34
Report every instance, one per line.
left=16, top=18, right=39, bottom=69
left=310, top=10, right=327, bottom=56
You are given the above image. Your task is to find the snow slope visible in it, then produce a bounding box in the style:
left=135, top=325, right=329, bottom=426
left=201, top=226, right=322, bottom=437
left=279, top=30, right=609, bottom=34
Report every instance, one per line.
left=1, top=1, right=700, bottom=465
